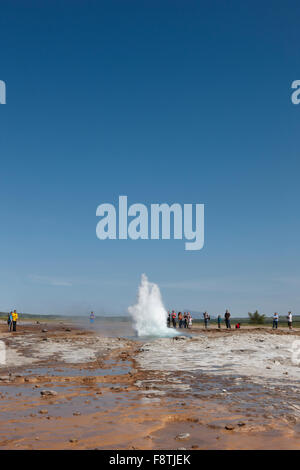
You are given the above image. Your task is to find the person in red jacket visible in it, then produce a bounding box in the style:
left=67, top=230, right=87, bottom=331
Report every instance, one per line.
left=171, top=310, right=177, bottom=328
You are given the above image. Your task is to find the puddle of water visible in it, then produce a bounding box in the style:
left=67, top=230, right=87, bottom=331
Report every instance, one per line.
left=0, top=380, right=136, bottom=422
left=11, top=362, right=131, bottom=378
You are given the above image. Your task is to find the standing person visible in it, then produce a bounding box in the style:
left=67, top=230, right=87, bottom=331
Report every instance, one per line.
left=12, top=310, right=18, bottom=332
left=203, top=311, right=210, bottom=329
left=224, top=310, right=231, bottom=329
left=183, top=312, right=188, bottom=328
left=188, top=312, right=192, bottom=328
left=167, top=312, right=171, bottom=328
left=217, top=315, right=221, bottom=329
left=272, top=312, right=279, bottom=329
left=89, top=311, right=95, bottom=324
left=9, top=311, right=13, bottom=331
left=171, top=310, right=177, bottom=328
left=7, top=312, right=12, bottom=331
left=178, top=312, right=183, bottom=328
left=287, top=311, right=292, bottom=330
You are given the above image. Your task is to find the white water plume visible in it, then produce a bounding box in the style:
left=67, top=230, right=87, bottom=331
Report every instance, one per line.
left=128, top=274, right=178, bottom=337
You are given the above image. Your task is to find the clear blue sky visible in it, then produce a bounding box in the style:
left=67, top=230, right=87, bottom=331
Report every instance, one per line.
left=0, top=1, right=300, bottom=317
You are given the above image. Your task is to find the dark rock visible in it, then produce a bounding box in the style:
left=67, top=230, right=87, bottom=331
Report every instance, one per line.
left=40, top=390, right=58, bottom=397
left=225, top=424, right=235, bottom=430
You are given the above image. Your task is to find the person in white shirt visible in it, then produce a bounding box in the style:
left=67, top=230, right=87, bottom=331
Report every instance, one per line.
left=287, top=311, right=292, bottom=330
left=272, top=312, right=279, bottom=329
left=203, top=311, right=210, bottom=329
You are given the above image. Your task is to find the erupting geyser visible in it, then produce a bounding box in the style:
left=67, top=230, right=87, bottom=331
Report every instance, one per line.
left=128, top=274, right=178, bottom=337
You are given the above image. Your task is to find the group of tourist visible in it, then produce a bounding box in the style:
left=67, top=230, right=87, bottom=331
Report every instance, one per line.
left=167, top=311, right=192, bottom=329
left=167, top=309, right=235, bottom=330
left=3, top=309, right=295, bottom=333
left=7, top=310, right=18, bottom=332
left=214, top=310, right=293, bottom=330
left=272, top=311, right=293, bottom=330
left=167, top=310, right=294, bottom=330
left=208, top=310, right=233, bottom=329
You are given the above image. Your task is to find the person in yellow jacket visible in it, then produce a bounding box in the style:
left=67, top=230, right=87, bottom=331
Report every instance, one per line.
left=12, top=310, right=18, bottom=332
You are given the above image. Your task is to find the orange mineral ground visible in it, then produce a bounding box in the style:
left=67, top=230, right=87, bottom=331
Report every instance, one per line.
left=0, top=321, right=300, bottom=450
